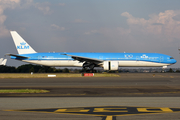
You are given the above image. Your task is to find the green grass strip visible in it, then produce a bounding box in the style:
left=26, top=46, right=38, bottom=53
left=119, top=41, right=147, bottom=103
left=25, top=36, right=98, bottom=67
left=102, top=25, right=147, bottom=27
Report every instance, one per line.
left=0, top=89, right=49, bottom=93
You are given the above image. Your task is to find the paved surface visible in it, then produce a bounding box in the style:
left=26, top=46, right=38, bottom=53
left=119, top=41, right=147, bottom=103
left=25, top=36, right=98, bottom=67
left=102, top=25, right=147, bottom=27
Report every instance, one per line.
left=0, top=73, right=180, bottom=87
left=0, top=73, right=180, bottom=120
left=0, top=73, right=180, bottom=97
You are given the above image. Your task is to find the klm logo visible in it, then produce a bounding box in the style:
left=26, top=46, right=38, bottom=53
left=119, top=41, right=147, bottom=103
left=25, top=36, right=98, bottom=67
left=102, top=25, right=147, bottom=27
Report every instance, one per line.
left=141, top=54, right=148, bottom=59
left=17, top=42, right=29, bottom=49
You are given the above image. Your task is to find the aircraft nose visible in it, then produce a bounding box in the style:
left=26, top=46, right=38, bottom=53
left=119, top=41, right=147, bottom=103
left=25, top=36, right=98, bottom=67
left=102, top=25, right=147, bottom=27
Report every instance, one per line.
left=173, top=59, right=177, bottom=64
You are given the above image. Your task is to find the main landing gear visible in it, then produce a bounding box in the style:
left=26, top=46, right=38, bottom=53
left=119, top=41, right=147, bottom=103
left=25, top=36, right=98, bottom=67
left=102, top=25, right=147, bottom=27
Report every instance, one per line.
left=82, top=62, right=95, bottom=73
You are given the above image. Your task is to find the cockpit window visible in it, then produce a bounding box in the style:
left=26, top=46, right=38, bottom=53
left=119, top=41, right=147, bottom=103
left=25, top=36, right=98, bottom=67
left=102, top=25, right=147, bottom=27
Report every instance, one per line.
left=170, top=57, right=174, bottom=59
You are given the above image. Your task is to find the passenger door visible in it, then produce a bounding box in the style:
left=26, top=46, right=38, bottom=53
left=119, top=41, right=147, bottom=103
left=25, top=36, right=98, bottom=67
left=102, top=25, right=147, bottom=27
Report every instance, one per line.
left=160, top=56, right=163, bottom=63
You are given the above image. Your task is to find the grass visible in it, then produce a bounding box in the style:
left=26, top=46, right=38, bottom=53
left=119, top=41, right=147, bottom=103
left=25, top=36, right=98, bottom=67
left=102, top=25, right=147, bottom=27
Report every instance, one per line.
left=0, top=89, right=49, bottom=93
left=0, top=73, right=120, bottom=78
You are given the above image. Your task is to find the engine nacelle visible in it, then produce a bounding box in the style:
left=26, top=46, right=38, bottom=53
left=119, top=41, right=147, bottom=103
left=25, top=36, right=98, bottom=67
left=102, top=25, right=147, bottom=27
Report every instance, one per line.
left=103, top=61, right=119, bottom=71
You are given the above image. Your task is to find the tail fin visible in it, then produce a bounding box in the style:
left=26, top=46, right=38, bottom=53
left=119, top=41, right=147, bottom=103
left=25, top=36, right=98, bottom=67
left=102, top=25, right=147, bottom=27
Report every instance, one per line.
left=0, top=58, right=3, bottom=64
left=0, top=58, right=3, bottom=63
left=10, top=31, right=37, bottom=54
left=1, top=59, right=7, bottom=66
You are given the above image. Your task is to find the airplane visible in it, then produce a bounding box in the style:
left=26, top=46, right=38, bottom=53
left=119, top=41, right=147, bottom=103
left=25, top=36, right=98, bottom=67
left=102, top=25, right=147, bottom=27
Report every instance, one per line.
left=0, top=58, right=7, bottom=66
left=6, top=31, right=176, bottom=72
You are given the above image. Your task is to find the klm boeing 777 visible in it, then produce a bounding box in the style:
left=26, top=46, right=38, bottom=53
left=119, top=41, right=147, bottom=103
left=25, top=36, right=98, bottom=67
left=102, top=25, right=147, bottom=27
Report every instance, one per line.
left=7, top=31, right=176, bottom=71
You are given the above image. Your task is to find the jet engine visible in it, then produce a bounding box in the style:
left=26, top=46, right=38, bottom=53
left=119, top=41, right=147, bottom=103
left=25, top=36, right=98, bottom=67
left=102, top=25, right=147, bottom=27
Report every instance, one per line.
left=103, top=61, right=119, bottom=71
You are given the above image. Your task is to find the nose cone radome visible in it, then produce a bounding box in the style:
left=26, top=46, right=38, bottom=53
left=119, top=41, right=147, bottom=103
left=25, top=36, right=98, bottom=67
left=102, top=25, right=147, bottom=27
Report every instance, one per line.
left=173, top=59, right=177, bottom=64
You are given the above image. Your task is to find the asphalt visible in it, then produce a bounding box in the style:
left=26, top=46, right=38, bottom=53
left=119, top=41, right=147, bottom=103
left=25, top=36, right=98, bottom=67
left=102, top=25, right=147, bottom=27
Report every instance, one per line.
left=0, top=73, right=179, bottom=87
left=0, top=73, right=180, bottom=97
left=0, top=73, right=180, bottom=120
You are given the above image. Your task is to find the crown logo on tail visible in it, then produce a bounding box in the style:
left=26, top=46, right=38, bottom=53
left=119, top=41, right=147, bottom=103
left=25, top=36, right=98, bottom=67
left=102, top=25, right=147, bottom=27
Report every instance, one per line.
left=20, top=42, right=26, bottom=45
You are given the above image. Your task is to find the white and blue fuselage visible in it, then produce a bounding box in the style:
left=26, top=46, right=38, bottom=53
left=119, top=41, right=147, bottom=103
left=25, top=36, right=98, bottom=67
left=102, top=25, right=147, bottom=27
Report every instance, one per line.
left=11, top=52, right=176, bottom=67
left=7, top=31, right=176, bottom=71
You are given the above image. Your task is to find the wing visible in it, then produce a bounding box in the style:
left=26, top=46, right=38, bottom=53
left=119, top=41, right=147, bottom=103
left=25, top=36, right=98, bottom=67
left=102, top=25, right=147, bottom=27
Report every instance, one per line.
left=6, top=53, right=29, bottom=59
left=62, top=54, right=103, bottom=63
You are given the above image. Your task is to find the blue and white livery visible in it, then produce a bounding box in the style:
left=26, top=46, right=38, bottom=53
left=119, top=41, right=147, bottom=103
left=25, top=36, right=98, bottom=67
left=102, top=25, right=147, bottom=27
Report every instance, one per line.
left=7, top=31, right=176, bottom=71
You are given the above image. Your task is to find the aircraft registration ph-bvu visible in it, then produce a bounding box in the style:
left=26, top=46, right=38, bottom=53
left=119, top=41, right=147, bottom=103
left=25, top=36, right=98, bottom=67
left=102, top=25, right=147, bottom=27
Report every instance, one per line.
left=7, top=31, right=176, bottom=72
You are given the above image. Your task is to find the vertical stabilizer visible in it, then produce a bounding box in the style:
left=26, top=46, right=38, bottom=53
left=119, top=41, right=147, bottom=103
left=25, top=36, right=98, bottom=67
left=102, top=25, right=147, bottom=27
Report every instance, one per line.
left=10, top=31, right=37, bottom=54
left=1, top=59, right=7, bottom=66
left=0, top=58, right=3, bottom=64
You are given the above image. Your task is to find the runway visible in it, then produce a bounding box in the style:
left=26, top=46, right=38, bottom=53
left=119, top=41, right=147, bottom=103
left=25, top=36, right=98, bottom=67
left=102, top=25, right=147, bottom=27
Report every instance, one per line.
left=0, top=73, right=180, bottom=87
left=0, top=73, right=180, bottom=97
left=0, top=73, right=180, bottom=119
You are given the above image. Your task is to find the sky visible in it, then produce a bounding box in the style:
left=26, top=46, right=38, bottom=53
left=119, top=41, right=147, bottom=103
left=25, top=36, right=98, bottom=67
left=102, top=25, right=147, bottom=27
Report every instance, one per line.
left=0, top=0, right=180, bottom=68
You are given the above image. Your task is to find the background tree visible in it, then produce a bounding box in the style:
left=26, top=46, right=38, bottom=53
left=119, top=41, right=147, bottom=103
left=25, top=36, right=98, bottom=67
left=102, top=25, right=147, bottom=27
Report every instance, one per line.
left=29, top=67, right=34, bottom=73
left=168, top=68, right=173, bottom=73
left=0, top=65, right=17, bottom=73
left=63, top=68, right=69, bottom=73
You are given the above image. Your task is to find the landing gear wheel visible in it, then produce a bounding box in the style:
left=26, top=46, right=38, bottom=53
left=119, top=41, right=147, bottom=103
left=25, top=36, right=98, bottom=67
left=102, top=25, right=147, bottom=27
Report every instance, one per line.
left=89, top=64, right=95, bottom=73
left=82, top=62, right=96, bottom=73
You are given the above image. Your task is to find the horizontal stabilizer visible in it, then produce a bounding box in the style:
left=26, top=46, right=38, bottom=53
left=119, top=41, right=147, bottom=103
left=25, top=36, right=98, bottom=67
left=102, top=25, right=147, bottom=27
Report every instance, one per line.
left=6, top=54, right=28, bottom=59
